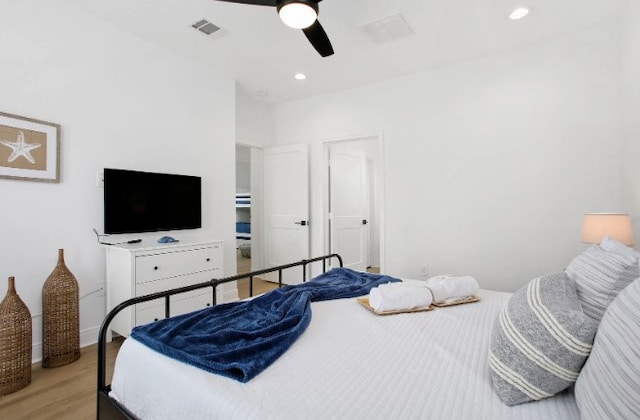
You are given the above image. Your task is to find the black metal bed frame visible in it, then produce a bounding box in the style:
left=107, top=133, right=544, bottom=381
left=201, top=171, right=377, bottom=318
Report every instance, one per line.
left=96, top=253, right=343, bottom=420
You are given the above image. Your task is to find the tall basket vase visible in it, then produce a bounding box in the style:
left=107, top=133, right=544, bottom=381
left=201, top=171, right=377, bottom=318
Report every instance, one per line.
left=42, top=249, right=80, bottom=368
left=0, top=276, right=32, bottom=395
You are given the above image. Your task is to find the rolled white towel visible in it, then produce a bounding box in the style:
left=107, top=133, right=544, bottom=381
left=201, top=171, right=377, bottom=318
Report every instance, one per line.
left=368, top=282, right=433, bottom=312
left=425, top=275, right=479, bottom=304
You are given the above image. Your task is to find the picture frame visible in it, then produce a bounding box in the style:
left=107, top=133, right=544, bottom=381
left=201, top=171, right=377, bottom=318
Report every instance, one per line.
left=0, top=111, right=60, bottom=183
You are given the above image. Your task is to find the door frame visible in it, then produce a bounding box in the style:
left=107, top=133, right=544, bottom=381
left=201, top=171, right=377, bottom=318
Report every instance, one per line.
left=235, top=142, right=264, bottom=273
left=322, top=133, right=385, bottom=272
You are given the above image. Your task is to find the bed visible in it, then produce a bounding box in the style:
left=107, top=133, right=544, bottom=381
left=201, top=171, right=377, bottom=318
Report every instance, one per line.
left=97, top=245, right=640, bottom=420
left=235, top=222, right=251, bottom=241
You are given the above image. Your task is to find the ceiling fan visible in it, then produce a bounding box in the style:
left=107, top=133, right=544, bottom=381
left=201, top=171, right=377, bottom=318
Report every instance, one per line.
left=215, top=0, right=334, bottom=57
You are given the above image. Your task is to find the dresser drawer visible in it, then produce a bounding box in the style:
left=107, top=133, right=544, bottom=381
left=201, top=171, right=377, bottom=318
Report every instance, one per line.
left=171, top=292, right=212, bottom=316
left=135, top=245, right=222, bottom=284
left=135, top=303, right=165, bottom=327
left=135, top=291, right=213, bottom=326
left=135, top=269, right=221, bottom=301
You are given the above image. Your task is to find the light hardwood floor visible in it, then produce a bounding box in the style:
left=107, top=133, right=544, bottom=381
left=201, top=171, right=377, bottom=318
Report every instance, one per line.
left=236, top=250, right=279, bottom=299
left=0, top=338, right=123, bottom=420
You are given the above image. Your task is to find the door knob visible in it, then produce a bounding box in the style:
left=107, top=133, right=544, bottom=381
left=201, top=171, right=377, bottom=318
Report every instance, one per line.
left=362, top=220, right=368, bottom=225
left=294, top=220, right=308, bottom=226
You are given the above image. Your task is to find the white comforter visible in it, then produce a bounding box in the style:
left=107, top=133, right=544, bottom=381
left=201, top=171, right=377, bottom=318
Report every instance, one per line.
left=110, top=288, right=580, bottom=419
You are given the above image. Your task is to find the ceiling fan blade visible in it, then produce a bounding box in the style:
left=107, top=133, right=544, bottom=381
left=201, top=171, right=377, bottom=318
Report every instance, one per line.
left=302, top=20, right=334, bottom=57
left=214, top=0, right=277, bottom=6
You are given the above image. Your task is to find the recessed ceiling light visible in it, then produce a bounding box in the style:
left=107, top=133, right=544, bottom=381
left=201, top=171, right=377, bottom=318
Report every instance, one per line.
left=509, top=7, right=530, bottom=20
left=294, top=73, right=307, bottom=80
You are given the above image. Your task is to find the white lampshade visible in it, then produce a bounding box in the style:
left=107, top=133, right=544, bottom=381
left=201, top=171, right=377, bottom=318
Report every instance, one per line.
left=278, top=1, right=318, bottom=29
left=581, top=213, right=635, bottom=245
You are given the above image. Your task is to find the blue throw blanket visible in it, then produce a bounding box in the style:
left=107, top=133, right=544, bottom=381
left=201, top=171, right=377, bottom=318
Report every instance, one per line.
left=131, top=267, right=400, bottom=382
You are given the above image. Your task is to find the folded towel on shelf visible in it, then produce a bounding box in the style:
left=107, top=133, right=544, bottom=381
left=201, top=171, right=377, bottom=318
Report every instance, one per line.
left=369, top=282, right=433, bottom=312
left=425, top=275, right=479, bottom=304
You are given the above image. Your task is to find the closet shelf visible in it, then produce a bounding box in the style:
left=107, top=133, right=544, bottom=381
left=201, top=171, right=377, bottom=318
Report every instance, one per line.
left=235, top=193, right=251, bottom=208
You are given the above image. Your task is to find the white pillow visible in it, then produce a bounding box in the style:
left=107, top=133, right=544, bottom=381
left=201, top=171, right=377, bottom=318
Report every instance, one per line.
left=575, top=277, right=640, bottom=419
left=600, top=236, right=640, bottom=259
left=565, top=244, right=640, bottom=323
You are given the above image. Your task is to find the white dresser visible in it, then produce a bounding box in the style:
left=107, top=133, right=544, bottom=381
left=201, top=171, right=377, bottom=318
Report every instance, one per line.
left=105, top=240, right=223, bottom=338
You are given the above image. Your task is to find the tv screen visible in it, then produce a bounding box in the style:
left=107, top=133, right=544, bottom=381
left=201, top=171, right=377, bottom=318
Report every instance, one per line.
left=104, top=168, right=202, bottom=234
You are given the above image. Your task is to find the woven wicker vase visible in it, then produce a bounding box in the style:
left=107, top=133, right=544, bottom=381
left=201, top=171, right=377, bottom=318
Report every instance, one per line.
left=42, top=249, right=80, bottom=368
left=0, top=276, right=32, bottom=395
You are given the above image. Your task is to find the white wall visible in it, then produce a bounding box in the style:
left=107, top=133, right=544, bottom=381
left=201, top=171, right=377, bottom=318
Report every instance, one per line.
left=621, top=1, right=640, bottom=246
left=235, top=88, right=275, bottom=272
left=0, top=1, right=236, bottom=360
left=272, top=20, right=624, bottom=292
left=236, top=85, right=274, bottom=148
left=236, top=162, right=251, bottom=193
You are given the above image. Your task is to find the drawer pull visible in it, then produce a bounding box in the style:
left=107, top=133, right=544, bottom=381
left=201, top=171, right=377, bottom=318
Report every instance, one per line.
left=154, top=266, right=159, bottom=270
left=154, top=318, right=159, bottom=322
left=206, top=258, right=211, bottom=262
left=206, top=303, right=211, bottom=307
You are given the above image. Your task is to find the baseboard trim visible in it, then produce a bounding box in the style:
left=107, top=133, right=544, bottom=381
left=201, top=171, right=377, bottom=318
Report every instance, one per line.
left=31, top=297, right=241, bottom=363
left=31, top=326, right=101, bottom=364
left=31, top=285, right=239, bottom=364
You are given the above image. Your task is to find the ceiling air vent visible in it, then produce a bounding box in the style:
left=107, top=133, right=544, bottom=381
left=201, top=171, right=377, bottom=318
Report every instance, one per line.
left=192, top=19, right=222, bottom=36
left=359, top=13, right=415, bottom=45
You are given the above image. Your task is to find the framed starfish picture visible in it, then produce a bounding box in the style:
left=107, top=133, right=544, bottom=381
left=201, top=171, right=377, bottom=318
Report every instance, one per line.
left=0, top=112, right=60, bottom=183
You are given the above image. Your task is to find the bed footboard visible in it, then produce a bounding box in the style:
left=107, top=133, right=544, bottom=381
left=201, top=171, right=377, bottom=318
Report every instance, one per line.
left=97, top=253, right=343, bottom=420
left=98, top=389, right=137, bottom=420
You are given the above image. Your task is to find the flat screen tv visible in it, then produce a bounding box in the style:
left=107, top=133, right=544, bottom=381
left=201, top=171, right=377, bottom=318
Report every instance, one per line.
left=104, top=168, right=202, bottom=234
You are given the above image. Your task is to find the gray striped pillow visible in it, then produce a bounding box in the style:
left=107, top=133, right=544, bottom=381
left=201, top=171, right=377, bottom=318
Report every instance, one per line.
left=488, top=273, right=598, bottom=406
left=575, top=277, right=640, bottom=419
left=565, top=245, right=639, bottom=323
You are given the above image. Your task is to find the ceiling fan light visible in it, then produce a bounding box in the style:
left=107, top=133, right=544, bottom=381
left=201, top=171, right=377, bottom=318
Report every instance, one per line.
left=278, top=1, right=318, bottom=29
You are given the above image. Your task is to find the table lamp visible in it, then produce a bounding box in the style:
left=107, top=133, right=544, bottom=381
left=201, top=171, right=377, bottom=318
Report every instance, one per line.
left=581, top=213, right=635, bottom=246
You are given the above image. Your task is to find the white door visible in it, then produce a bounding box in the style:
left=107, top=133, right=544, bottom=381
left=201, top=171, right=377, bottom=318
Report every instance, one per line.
left=263, top=144, right=310, bottom=284
left=329, top=148, right=369, bottom=271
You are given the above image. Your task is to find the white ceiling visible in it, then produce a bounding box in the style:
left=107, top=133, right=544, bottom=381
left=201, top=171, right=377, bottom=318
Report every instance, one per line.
left=70, top=0, right=626, bottom=104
